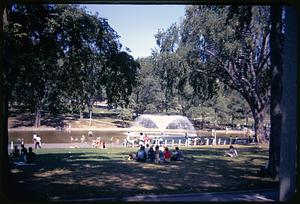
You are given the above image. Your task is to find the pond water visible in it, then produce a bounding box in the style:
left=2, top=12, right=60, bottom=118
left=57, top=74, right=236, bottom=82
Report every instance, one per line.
left=8, top=130, right=127, bottom=144
left=8, top=129, right=247, bottom=145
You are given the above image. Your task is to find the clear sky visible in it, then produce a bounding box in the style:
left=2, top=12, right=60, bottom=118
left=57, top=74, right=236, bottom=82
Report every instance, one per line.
left=82, top=4, right=186, bottom=59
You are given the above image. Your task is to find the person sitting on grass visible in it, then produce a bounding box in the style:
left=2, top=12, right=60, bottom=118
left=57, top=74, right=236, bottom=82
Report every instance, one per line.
left=224, top=145, right=238, bottom=157
left=11, top=145, right=20, bottom=158
left=136, top=145, right=147, bottom=162
left=128, top=153, right=136, bottom=160
left=20, top=144, right=28, bottom=162
left=145, top=143, right=150, bottom=156
left=147, top=145, right=155, bottom=162
left=26, top=147, right=36, bottom=163
left=163, top=147, right=172, bottom=163
left=171, top=147, right=184, bottom=161
left=154, top=145, right=164, bottom=164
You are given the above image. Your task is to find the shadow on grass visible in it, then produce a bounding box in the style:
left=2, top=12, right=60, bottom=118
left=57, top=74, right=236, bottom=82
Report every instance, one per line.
left=7, top=147, right=278, bottom=201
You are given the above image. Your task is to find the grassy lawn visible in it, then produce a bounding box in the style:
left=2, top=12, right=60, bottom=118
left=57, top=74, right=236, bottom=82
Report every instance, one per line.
left=7, top=145, right=278, bottom=201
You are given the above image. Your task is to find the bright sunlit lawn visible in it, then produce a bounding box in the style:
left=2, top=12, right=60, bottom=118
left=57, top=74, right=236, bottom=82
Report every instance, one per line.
left=7, top=145, right=278, bottom=201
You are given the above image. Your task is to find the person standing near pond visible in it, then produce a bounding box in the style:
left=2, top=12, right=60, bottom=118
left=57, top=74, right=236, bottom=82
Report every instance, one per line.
left=35, top=134, right=42, bottom=149
left=33, top=133, right=37, bottom=147
left=144, top=134, right=150, bottom=145
left=139, top=132, right=144, bottom=146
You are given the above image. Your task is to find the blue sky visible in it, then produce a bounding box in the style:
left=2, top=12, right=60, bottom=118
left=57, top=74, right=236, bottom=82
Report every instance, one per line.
left=82, top=4, right=186, bottom=59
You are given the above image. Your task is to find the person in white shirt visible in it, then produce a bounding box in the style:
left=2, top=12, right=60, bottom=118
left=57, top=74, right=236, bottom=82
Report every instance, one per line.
left=224, top=145, right=238, bottom=157
left=35, top=135, right=42, bottom=149
left=33, top=133, right=37, bottom=147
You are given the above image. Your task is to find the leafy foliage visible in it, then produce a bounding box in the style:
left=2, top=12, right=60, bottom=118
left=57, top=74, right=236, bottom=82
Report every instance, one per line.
left=5, top=4, right=139, bottom=125
left=179, top=5, right=271, bottom=141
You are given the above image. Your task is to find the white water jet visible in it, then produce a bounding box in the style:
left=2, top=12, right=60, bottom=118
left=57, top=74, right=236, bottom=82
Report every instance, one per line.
left=130, top=114, right=197, bottom=137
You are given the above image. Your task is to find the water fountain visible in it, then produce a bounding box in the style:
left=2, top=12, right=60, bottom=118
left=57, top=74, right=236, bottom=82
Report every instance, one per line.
left=129, top=114, right=197, bottom=137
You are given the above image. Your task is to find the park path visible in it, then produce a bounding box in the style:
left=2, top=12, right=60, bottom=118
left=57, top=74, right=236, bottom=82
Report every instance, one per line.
left=63, top=188, right=278, bottom=202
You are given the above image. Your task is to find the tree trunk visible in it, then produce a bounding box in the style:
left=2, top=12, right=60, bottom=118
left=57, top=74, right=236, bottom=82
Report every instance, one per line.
left=279, top=6, right=297, bottom=200
left=88, top=102, right=93, bottom=125
left=79, top=109, right=83, bottom=120
left=135, top=91, right=140, bottom=116
left=268, top=5, right=283, bottom=179
left=35, top=108, right=41, bottom=128
left=89, top=110, right=92, bottom=127
left=251, top=106, right=268, bottom=143
left=1, top=4, right=10, bottom=197
left=244, top=112, right=248, bottom=126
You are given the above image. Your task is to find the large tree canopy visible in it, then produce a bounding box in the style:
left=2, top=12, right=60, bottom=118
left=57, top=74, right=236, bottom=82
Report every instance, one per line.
left=4, top=4, right=139, bottom=126
left=180, top=5, right=272, bottom=143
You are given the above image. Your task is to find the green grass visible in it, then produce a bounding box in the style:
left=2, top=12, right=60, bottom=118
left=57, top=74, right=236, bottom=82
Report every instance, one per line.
left=8, top=145, right=277, bottom=201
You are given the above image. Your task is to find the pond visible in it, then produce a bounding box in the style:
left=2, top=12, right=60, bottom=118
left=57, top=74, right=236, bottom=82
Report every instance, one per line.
left=8, top=130, right=127, bottom=144
left=8, top=129, right=247, bottom=145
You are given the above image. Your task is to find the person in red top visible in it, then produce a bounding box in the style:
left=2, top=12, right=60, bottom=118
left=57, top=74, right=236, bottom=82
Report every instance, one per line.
left=163, top=147, right=172, bottom=163
left=143, top=134, right=150, bottom=144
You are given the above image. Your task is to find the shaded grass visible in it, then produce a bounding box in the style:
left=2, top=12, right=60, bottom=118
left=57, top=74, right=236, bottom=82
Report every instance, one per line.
left=7, top=145, right=277, bottom=201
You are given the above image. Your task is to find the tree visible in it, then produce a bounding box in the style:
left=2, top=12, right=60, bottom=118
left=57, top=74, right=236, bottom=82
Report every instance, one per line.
left=152, top=23, right=215, bottom=115
left=153, top=24, right=181, bottom=114
left=5, top=4, right=139, bottom=126
left=268, top=5, right=283, bottom=179
left=5, top=4, right=63, bottom=127
left=130, top=57, right=164, bottom=114
left=118, top=108, right=133, bottom=127
left=103, top=51, right=140, bottom=108
left=1, top=1, right=9, bottom=196
left=180, top=6, right=271, bottom=143
left=50, top=5, right=121, bottom=120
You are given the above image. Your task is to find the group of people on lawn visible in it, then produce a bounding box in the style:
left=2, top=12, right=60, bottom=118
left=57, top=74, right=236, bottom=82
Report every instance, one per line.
left=128, top=143, right=184, bottom=163
left=129, top=143, right=238, bottom=163
left=10, top=133, right=41, bottom=164
left=11, top=144, right=36, bottom=163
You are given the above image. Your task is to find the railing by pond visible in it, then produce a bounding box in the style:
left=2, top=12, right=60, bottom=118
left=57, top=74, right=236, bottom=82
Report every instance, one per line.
left=122, top=137, right=251, bottom=148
